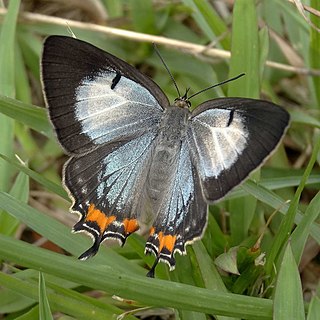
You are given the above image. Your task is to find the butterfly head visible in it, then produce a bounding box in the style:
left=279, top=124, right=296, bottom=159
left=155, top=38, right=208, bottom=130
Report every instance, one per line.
left=174, top=88, right=191, bottom=109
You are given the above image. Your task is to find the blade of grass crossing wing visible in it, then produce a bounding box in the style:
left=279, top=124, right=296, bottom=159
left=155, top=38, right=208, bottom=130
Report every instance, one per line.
left=273, top=243, right=305, bottom=320
left=0, top=234, right=274, bottom=319
left=0, top=192, right=145, bottom=275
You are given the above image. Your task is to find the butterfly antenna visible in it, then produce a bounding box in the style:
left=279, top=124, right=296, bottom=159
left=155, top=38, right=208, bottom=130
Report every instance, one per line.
left=153, top=43, right=181, bottom=97
left=188, top=73, right=245, bottom=100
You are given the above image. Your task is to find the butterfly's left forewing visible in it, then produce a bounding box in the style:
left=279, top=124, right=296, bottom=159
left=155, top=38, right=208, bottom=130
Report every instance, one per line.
left=187, top=98, right=290, bottom=202
left=41, top=36, right=168, bottom=154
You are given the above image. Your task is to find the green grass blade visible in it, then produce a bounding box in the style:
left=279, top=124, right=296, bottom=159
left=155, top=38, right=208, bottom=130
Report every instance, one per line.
left=290, top=109, right=320, bottom=128
left=265, top=134, right=320, bottom=276
left=0, top=192, right=144, bottom=275
left=0, top=271, right=134, bottom=320
left=0, top=170, right=29, bottom=235
left=193, top=241, right=228, bottom=291
left=0, top=0, right=19, bottom=97
left=307, top=296, right=320, bottom=320
left=227, top=173, right=320, bottom=201
left=39, top=272, right=53, bottom=320
left=291, top=191, right=320, bottom=264
left=15, top=306, right=40, bottom=320
left=183, top=0, right=230, bottom=49
left=0, top=95, right=53, bottom=138
left=0, top=153, right=68, bottom=200
left=0, top=234, right=273, bottom=319
left=129, top=0, right=156, bottom=34
left=241, top=181, right=320, bottom=245
left=192, top=241, right=238, bottom=320
left=309, top=0, right=320, bottom=106
left=0, top=0, right=20, bottom=192
left=273, top=243, right=305, bottom=320
left=228, top=0, right=260, bottom=98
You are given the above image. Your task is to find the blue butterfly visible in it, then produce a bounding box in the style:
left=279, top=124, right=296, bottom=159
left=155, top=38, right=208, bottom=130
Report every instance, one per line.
left=41, top=36, right=289, bottom=277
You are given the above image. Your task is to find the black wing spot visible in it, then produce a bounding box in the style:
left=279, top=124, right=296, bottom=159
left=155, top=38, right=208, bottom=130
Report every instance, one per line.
left=111, top=72, right=121, bottom=90
left=227, top=109, right=235, bottom=127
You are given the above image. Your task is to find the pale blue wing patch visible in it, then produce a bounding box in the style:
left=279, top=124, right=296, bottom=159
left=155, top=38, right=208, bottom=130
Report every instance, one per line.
left=188, top=108, right=248, bottom=180
left=74, top=71, right=163, bottom=146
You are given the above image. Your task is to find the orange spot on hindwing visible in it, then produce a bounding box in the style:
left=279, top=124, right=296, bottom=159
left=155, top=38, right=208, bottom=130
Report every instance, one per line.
left=155, top=231, right=177, bottom=253
left=123, top=218, right=139, bottom=234
left=86, top=203, right=115, bottom=232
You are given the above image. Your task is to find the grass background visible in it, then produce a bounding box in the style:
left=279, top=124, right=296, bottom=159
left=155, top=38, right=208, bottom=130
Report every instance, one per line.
left=0, top=0, right=320, bottom=319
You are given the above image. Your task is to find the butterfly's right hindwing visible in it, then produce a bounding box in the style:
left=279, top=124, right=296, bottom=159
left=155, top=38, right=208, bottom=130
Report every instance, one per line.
left=188, top=98, right=290, bottom=202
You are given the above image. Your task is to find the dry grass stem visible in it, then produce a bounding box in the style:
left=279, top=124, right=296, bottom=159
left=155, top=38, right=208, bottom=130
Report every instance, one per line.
left=1, top=8, right=320, bottom=76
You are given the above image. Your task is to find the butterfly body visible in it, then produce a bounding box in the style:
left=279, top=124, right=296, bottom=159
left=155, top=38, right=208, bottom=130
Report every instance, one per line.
left=41, top=36, right=290, bottom=276
left=147, top=104, right=189, bottom=198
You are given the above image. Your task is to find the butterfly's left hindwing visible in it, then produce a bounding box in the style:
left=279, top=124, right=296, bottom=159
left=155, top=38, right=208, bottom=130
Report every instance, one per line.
left=64, top=132, right=156, bottom=259
left=188, top=98, right=290, bottom=202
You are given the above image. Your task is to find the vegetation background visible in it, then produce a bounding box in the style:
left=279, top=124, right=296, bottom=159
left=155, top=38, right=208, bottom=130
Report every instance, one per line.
left=0, top=0, right=319, bottom=319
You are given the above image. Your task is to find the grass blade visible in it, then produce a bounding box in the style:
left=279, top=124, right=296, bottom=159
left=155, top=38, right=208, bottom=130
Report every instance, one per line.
left=291, top=191, right=320, bottom=264
left=0, top=0, right=20, bottom=192
left=39, top=273, right=53, bottom=320
left=265, top=133, right=320, bottom=276
left=0, top=234, right=273, bottom=319
left=273, top=243, right=305, bottom=320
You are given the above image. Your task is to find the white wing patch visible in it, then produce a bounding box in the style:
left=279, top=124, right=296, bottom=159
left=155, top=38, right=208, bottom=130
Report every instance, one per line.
left=188, top=108, right=248, bottom=178
left=97, top=133, right=155, bottom=211
left=74, top=70, right=163, bottom=144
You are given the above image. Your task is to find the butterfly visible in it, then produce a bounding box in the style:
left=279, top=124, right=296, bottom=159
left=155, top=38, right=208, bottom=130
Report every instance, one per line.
left=41, top=36, right=289, bottom=277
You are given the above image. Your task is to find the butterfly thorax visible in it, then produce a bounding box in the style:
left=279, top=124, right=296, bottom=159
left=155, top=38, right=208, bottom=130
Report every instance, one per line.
left=146, top=106, right=190, bottom=210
